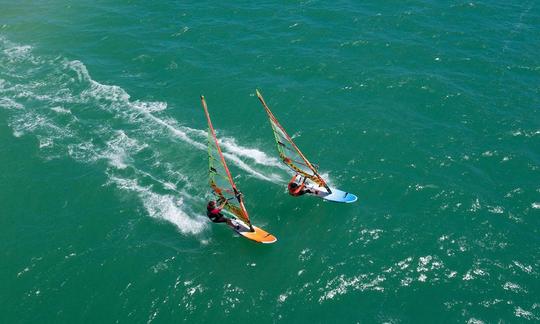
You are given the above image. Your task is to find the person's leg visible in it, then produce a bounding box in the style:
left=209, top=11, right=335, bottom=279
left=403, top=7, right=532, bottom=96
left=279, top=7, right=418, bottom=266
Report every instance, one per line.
left=306, top=188, right=317, bottom=194
left=212, top=216, right=228, bottom=224
left=214, top=215, right=236, bottom=228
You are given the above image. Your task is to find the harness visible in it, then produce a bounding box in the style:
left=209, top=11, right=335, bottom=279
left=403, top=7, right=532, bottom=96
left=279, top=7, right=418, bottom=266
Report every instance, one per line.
left=207, top=207, right=222, bottom=221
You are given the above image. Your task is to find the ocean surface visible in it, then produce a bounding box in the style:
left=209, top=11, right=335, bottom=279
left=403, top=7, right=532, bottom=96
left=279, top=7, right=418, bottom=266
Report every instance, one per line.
left=1, top=1, right=539, bottom=322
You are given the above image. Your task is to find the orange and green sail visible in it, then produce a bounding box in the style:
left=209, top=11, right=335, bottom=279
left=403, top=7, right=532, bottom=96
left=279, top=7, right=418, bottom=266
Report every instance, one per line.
left=201, top=96, right=253, bottom=230
left=256, top=89, right=331, bottom=193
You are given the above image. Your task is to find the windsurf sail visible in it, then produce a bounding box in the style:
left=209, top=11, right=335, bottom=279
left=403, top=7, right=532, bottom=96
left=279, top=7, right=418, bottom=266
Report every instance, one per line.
left=256, top=89, right=332, bottom=193
left=201, top=96, right=253, bottom=231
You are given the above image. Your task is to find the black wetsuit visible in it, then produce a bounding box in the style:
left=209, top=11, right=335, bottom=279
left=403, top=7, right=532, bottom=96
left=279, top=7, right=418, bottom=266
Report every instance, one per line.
left=207, top=206, right=228, bottom=223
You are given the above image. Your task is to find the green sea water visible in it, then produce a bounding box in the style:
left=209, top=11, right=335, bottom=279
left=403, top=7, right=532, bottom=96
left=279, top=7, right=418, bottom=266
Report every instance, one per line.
left=1, top=1, right=539, bottom=322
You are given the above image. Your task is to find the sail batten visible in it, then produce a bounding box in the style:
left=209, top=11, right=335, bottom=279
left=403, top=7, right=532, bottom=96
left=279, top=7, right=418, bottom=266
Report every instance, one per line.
left=201, top=96, right=252, bottom=227
left=256, top=90, right=331, bottom=193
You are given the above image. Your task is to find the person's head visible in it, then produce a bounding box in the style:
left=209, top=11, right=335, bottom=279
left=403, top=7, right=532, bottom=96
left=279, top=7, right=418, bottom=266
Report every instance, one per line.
left=208, top=201, right=216, bottom=207
left=289, top=182, right=298, bottom=189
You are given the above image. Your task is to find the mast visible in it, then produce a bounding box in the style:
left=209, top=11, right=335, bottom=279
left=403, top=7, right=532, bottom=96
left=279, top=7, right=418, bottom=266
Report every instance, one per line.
left=201, top=96, right=253, bottom=231
left=255, top=90, right=332, bottom=193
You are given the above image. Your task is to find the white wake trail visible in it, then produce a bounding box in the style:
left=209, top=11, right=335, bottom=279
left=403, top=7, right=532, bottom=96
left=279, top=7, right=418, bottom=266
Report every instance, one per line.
left=0, top=38, right=289, bottom=238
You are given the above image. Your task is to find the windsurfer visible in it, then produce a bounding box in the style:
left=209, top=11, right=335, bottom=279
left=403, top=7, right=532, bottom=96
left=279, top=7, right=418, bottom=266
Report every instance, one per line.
left=288, top=174, right=318, bottom=196
left=206, top=200, right=236, bottom=227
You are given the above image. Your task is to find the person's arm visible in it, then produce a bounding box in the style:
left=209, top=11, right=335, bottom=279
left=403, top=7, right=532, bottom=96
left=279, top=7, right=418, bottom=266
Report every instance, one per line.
left=292, top=182, right=305, bottom=195
left=213, top=200, right=227, bottom=214
left=217, top=199, right=227, bottom=210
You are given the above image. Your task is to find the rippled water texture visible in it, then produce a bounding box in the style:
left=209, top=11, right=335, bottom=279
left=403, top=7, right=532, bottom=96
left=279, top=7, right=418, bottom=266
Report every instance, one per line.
left=1, top=1, right=539, bottom=322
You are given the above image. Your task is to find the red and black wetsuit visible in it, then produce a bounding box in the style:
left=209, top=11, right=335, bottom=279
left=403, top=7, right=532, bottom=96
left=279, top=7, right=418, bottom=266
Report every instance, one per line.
left=206, top=204, right=228, bottom=223
left=288, top=175, right=307, bottom=196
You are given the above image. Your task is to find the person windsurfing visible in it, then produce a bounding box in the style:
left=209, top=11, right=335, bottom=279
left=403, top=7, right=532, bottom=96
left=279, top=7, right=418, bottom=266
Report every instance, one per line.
left=206, top=200, right=237, bottom=228
left=287, top=174, right=318, bottom=196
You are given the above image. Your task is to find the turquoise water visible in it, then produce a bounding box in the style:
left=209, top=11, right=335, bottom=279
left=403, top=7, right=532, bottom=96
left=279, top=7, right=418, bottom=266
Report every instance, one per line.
left=1, top=1, right=539, bottom=322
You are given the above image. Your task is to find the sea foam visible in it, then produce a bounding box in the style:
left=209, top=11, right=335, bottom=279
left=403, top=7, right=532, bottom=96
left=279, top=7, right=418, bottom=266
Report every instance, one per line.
left=0, top=38, right=287, bottom=238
